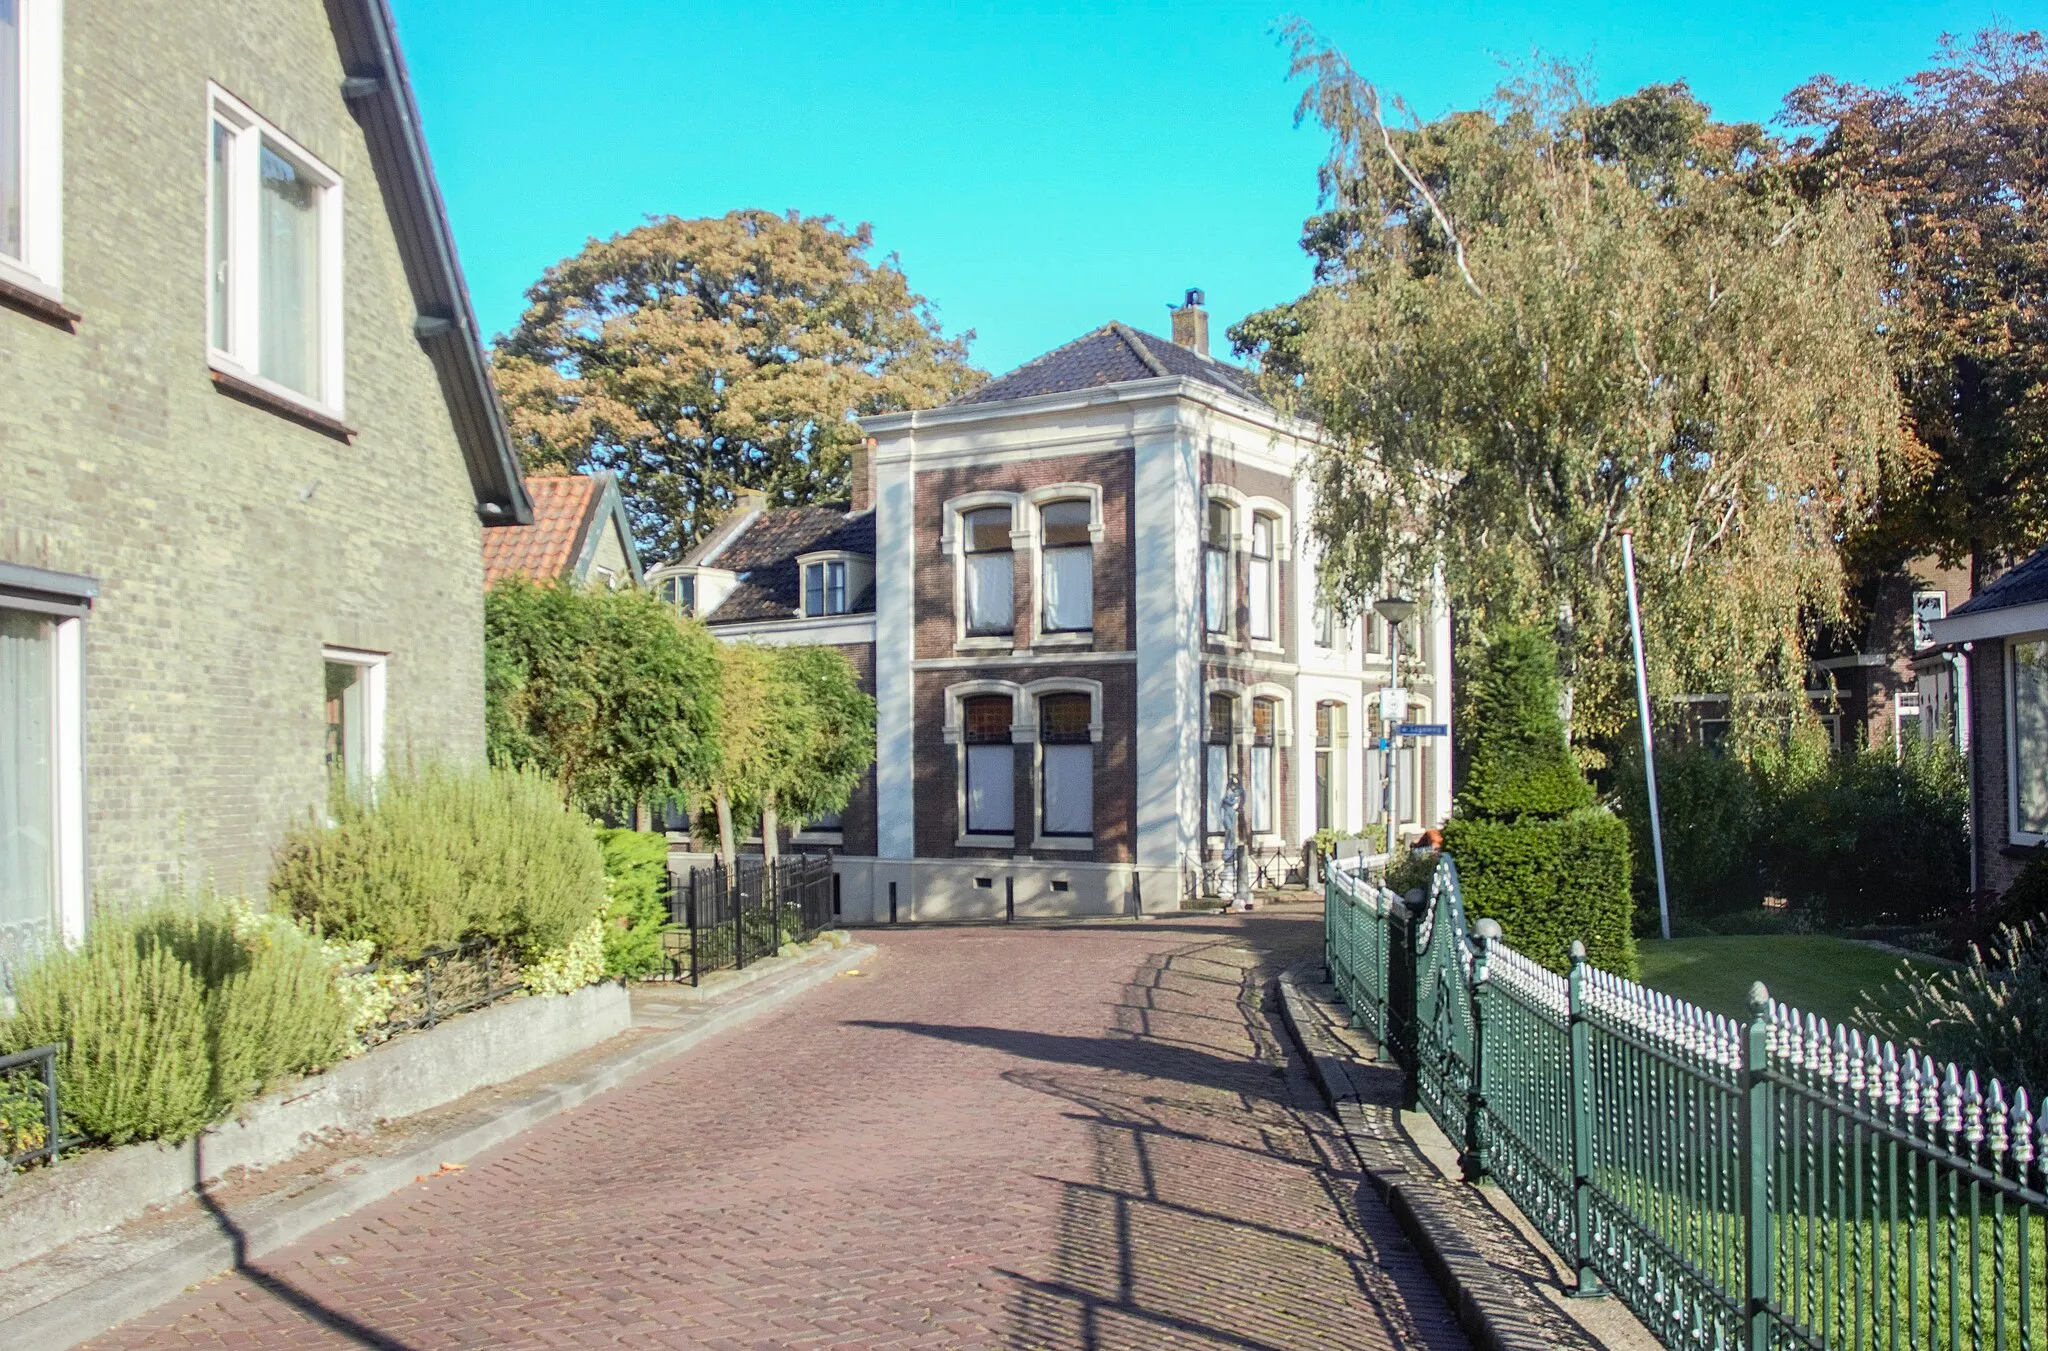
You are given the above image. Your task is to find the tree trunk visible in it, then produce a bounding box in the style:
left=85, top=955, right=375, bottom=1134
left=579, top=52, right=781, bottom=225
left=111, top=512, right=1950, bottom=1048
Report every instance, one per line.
left=714, top=788, right=736, bottom=870
left=761, top=792, right=780, bottom=867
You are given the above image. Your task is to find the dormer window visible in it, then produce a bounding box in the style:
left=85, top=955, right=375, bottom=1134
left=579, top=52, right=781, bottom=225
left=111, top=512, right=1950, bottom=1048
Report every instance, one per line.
left=804, top=560, right=847, bottom=617
left=658, top=573, right=696, bottom=616
left=963, top=506, right=1014, bottom=636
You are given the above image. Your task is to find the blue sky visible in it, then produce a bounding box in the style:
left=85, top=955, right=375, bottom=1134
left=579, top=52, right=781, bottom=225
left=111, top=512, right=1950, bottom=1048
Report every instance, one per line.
left=391, top=0, right=2038, bottom=377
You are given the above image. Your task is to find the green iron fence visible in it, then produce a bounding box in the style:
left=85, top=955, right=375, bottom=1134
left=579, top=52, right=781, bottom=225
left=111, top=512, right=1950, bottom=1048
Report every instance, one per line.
left=1324, top=853, right=2048, bottom=1351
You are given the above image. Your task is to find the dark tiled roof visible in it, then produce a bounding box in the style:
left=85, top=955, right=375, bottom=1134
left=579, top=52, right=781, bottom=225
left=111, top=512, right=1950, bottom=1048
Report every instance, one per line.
left=950, top=323, right=1268, bottom=409
left=704, top=503, right=876, bottom=624
left=1953, top=545, right=2048, bottom=617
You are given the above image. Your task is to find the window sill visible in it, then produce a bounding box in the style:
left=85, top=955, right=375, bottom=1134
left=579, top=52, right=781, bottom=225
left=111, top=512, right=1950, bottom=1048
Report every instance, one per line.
left=209, top=363, right=355, bottom=442
left=792, top=831, right=844, bottom=846
left=0, top=268, right=80, bottom=332
left=1033, top=631, right=1094, bottom=648
left=1032, top=836, right=1094, bottom=852
left=1249, top=639, right=1284, bottom=656
left=955, top=635, right=1014, bottom=653
left=957, top=833, right=1016, bottom=850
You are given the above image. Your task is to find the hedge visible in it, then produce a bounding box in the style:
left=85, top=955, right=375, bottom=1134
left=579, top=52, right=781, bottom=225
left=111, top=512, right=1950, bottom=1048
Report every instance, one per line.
left=1445, top=806, right=1637, bottom=978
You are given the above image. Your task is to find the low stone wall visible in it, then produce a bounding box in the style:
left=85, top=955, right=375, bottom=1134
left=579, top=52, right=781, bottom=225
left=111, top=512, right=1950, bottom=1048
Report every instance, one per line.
left=0, top=980, right=630, bottom=1272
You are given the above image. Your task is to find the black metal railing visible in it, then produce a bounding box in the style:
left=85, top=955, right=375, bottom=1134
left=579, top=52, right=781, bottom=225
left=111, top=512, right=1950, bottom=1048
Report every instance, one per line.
left=667, top=854, right=835, bottom=986
left=345, top=938, right=523, bottom=1046
left=1, top=1042, right=71, bottom=1171
left=1185, top=845, right=1312, bottom=901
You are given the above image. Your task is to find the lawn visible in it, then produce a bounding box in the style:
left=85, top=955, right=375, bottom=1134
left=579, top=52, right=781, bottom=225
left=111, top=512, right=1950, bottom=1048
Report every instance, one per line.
left=1636, top=934, right=1941, bottom=1026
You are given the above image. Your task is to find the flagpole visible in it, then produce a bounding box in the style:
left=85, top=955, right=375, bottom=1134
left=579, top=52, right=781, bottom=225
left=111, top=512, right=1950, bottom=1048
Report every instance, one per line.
left=1620, top=530, right=1671, bottom=941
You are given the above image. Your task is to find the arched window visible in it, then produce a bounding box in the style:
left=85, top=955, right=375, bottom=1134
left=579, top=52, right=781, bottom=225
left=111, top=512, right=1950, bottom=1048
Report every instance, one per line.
left=963, top=506, right=1014, bottom=636
left=1039, top=692, right=1093, bottom=837
left=1248, top=515, right=1276, bottom=642
left=1204, top=499, right=1231, bottom=635
left=962, top=694, right=1015, bottom=834
left=1039, top=500, right=1093, bottom=633
left=1205, top=692, right=1234, bottom=837
left=1250, top=697, right=1277, bottom=835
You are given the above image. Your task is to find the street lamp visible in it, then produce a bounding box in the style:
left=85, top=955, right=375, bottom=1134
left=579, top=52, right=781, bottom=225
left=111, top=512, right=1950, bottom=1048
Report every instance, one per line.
left=1374, top=597, right=1417, bottom=856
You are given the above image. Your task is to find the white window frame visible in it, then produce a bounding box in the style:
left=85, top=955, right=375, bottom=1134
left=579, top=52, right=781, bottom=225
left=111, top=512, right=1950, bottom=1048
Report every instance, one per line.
left=1248, top=514, right=1277, bottom=645
left=941, top=492, right=1024, bottom=651
left=322, top=645, right=387, bottom=792
left=0, top=0, right=60, bottom=298
left=1202, top=493, right=1240, bottom=641
left=1026, top=678, right=1102, bottom=850
left=944, top=681, right=1025, bottom=845
left=2008, top=633, right=2048, bottom=847
left=803, top=559, right=847, bottom=617
left=0, top=589, right=86, bottom=955
left=1027, top=486, right=1103, bottom=647
left=207, top=83, right=345, bottom=417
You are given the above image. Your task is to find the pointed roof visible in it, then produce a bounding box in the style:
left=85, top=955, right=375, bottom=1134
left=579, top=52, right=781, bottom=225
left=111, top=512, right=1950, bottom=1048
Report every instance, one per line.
left=482, top=474, right=640, bottom=587
left=949, top=322, right=1268, bottom=409
left=697, top=502, right=877, bottom=624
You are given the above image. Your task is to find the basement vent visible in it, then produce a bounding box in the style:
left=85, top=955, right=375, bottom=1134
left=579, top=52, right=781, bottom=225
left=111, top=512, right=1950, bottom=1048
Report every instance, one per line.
left=975, top=877, right=994, bottom=889
left=1051, top=880, right=1071, bottom=893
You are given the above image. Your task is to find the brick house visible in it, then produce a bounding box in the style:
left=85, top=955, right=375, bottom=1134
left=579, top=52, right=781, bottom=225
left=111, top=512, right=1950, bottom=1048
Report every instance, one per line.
left=1929, top=546, right=2048, bottom=899
left=0, top=0, right=529, bottom=981
left=1802, top=556, right=1975, bottom=752
left=482, top=473, right=642, bottom=589
left=649, top=294, right=1452, bottom=920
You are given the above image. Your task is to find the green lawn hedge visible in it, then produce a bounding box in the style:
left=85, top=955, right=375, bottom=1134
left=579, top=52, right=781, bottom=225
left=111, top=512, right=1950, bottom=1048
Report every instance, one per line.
left=1444, top=808, right=1636, bottom=976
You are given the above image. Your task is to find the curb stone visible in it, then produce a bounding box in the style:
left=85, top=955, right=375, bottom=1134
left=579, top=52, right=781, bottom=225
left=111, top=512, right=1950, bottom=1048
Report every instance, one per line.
left=1, top=939, right=877, bottom=1351
left=1275, top=964, right=1610, bottom=1351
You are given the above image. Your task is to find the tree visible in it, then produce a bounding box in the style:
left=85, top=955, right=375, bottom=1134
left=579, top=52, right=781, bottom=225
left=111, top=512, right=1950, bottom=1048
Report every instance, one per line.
left=485, top=578, right=721, bottom=812
left=1785, top=28, right=2048, bottom=588
left=765, top=645, right=877, bottom=857
left=493, top=210, right=985, bottom=560
left=1233, top=34, right=1902, bottom=748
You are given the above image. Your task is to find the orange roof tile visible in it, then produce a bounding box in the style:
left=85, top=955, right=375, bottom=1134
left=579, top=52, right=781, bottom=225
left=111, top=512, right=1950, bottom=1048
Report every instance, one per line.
left=482, top=475, right=603, bottom=587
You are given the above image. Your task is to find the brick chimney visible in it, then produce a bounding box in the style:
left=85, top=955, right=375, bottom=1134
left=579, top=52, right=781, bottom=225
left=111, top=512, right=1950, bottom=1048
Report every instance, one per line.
left=850, top=438, right=875, bottom=513
left=1170, top=288, right=1209, bottom=356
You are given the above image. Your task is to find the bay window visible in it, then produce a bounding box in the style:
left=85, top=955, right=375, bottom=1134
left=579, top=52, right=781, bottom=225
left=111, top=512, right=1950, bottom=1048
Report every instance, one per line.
left=1250, top=698, right=1276, bottom=836
left=2013, top=638, right=2048, bottom=839
left=1205, top=692, right=1234, bottom=837
left=208, top=86, right=344, bottom=410
left=1039, top=500, right=1093, bottom=633
left=804, top=560, right=847, bottom=617
left=1204, top=499, right=1231, bottom=636
left=1249, top=515, right=1275, bottom=641
left=1039, top=693, right=1093, bottom=838
left=963, top=694, right=1015, bottom=835
left=963, top=507, right=1014, bottom=637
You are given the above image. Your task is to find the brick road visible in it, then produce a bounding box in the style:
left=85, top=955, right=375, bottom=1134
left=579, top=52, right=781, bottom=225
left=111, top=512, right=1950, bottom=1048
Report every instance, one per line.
left=88, top=910, right=1468, bottom=1350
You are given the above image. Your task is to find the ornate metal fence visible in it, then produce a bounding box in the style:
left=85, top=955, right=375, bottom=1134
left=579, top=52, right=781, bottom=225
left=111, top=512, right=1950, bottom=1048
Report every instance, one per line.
left=0, top=1042, right=70, bottom=1171
left=1187, top=845, right=1312, bottom=901
left=1323, top=853, right=2048, bottom=1351
left=667, top=854, right=835, bottom=986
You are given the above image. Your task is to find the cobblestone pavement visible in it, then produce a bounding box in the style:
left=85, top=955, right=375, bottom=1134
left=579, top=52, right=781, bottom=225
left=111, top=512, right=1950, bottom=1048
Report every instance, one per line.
left=87, top=910, right=1468, bottom=1350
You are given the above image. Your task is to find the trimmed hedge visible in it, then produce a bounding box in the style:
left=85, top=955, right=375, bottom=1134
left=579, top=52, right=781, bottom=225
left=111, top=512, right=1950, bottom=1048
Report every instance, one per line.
left=595, top=827, right=672, bottom=978
left=1444, top=809, right=1636, bottom=976
left=1455, top=627, right=1596, bottom=820
left=272, top=765, right=605, bottom=962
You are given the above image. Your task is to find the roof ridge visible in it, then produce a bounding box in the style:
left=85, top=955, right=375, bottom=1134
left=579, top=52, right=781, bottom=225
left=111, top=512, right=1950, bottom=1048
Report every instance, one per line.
left=1110, top=322, right=1171, bottom=378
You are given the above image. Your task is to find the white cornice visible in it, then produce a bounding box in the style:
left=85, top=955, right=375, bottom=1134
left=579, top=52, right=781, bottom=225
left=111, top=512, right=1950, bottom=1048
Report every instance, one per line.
left=863, top=375, right=1322, bottom=446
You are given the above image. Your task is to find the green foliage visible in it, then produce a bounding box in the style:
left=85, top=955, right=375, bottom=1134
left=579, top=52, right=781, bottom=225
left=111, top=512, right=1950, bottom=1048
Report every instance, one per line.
left=521, top=916, right=607, bottom=996
left=1859, top=919, right=2048, bottom=1092
left=1994, top=847, right=2048, bottom=929
left=771, top=646, right=878, bottom=830
left=1384, top=849, right=1438, bottom=897
left=272, top=764, right=606, bottom=963
left=596, top=827, right=672, bottom=979
left=1456, top=628, right=1596, bottom=820
left=1444, top=629, right=1635, bottom=974
left=1613, top=741, right=1764, bottom=918
left=0, top=899, right=353, bottom=1146
left=486, top=577, right=721, bottom=813
left=1644, top=934, right=1942, bottom=1026
left=493, top=209, right=986, bottom=557
left=1445, top=810, right=1637, bottom=976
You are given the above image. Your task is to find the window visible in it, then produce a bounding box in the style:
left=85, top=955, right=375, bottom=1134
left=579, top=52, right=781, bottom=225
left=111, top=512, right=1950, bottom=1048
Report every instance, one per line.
left=963, top=507, right=1014, bottom=637
left=1313, top=604, right=1351, bottom=653
left=1250, top=698, right=1276, bottom=835
left=0, top=0, right=59, bottom=294
left=1, top=584, right=85, bottom=984
left=963, top=694, right=1015, bottom=835
left=1366, top=612, right=1387, bottom=656
left=1314, top=702, right=1336, bottom=832
left=1039, top=693, right=1093, bottom=838
left=209, top=87, right=344, bottom=409
left=1204, top=500, right=1231, bottom=635
left=1205, top=693, right=1234, bottom=836
left=660, top=574, right=696, bottom=616
left=1249, top=516, right=1276, bottom=642
left=322, top=649, right=386, bottom=794
left=804, top=560, right=847, bottom=617
left=800, top=806, right=844, bottom=836
left=1040, top=500, right=1093, bottom=633
left=2013, top=639, right=2048, bottom=839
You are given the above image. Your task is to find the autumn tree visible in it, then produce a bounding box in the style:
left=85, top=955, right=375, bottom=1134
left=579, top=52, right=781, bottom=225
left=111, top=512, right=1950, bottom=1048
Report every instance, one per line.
left=494, top=210, right=985, bottom=560
left=1234, top=34, right=1901, bottom=746
left=1786, top=28, right=2048, bottom=588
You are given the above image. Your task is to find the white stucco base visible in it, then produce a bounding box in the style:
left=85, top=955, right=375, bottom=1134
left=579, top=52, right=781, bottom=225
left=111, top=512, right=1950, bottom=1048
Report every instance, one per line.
left=826, top=855, right=1183, bottom=923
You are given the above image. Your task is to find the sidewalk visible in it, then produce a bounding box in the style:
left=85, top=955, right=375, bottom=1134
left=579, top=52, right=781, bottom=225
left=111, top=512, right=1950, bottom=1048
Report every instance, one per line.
left=0, top=937, right=874, bottom=1351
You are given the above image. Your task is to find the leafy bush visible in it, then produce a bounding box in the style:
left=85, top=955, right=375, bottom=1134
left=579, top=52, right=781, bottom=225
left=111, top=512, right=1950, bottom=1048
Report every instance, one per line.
left=0, top=898, right=352, bottom=1145
left=1859, top=920, right=2048, bottom=1093
left=1445, top=627, right=1636, bottom=975
left=1613, top=741, right=1764, bottom=918
left=272, top=764, right=606, bottom=962
left=596, top=827, right=673, bottom=978
left=1991, top=846, right=2048, bottom=930
left=1385, top=849, right=1438, bottom=897
left=521, top=916, right=607, bottom=996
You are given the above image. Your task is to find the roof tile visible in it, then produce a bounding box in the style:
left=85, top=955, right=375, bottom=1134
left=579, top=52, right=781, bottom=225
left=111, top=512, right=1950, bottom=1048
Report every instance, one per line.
left=481, top=475, right=603, bottom=586
left=950, top=323, right=1267, bottom=409
left=703, top=503, right=876, bottom=624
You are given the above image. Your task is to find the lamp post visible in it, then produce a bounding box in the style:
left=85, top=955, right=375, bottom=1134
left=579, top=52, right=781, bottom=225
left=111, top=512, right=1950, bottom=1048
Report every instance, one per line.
left=1374, top=596, right=1417, bottom=857
left=1619, top=531, right=1672, bottom=941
